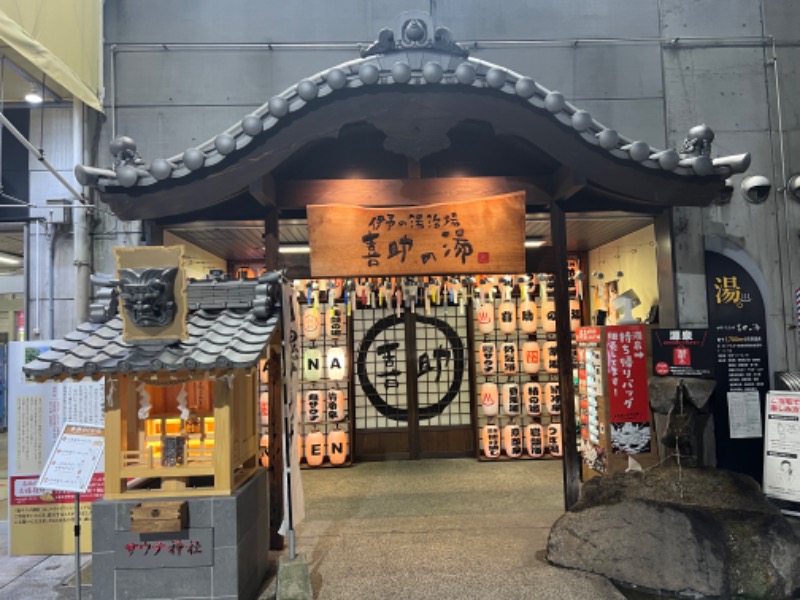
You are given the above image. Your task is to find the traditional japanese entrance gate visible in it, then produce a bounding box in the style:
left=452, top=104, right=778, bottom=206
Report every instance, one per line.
left=353, top=303, right=473, bottom=459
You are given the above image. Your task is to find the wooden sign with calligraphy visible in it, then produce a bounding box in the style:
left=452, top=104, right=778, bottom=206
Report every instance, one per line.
left=307, top=192, right=526, bottom=277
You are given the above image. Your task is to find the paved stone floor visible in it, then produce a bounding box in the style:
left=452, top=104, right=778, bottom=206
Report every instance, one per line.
left=262, top=458, right=625, bottom=600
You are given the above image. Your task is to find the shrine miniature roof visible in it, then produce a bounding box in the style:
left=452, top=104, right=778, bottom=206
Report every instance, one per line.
left=23, top=277, right=280, bottom=379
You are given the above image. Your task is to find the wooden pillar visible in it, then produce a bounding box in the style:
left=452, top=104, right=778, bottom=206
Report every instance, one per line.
left=264, top=208, right=279, bottom=271
left=550, top=202, right=581, bottom=509
left=104, top=375, right=125, bottom=497
left=213, top=372, right=233, bottom=493
left=267, top=333, right=284, bottom=550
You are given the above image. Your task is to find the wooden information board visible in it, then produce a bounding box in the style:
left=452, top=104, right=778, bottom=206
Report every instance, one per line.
left=307, top=192, right=526, bottom=277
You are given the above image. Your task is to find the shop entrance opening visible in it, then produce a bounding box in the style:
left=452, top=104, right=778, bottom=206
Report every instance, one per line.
left=353, top=303, right=473, bottom=460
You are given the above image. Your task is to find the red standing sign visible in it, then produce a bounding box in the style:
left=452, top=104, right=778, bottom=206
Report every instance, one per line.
left=605, top=325, right=649, bottom=423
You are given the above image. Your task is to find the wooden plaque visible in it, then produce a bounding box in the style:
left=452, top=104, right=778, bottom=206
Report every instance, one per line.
left=307, top=192, right=526, bottom=276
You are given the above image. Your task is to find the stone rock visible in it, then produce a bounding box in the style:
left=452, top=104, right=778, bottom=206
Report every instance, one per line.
left=547, top=467, right=800, bottom=599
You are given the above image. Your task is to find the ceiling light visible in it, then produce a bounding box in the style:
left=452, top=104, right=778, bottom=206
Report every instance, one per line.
left=24, top=86, right=43, bottom=105
left=279, top=244, right=311, bottom=254
left=0, top=254, right=21, bottom=265
left=524, top=238, right=546, bottom=248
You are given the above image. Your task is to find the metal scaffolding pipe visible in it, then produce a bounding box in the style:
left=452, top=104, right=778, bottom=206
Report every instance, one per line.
left=0, top=110, right=87, bottom=206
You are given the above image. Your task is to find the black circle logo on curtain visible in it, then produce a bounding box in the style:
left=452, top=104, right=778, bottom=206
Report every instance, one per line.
left=356, top=314, right=465, bottom=422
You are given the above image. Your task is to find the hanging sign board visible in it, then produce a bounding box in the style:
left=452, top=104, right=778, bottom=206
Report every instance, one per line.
left=307, top=193, right=526, bottom=277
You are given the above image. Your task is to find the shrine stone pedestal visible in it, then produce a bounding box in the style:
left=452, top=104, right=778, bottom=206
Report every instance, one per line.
left=92, top=469, right=269, bottom=600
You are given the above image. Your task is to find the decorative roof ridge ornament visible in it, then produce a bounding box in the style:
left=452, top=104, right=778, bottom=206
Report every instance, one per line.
left=88, top=272, right=120, bottom=323
left=360, top=11, right=468, bottom=58
left=118, top=266, right=179, bottom=328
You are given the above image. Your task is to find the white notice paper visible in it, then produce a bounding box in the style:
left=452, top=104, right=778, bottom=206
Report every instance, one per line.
left=38, top=423, right=105, bottom=493
left=727, top=391, right=763, bottom=439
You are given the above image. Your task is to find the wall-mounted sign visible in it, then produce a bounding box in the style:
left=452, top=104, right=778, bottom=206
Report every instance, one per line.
left=307, top=193, right=526, bottom=277
left=705, top=250, right=769, bottom=483
left=651, top=329, right=714, bottom=378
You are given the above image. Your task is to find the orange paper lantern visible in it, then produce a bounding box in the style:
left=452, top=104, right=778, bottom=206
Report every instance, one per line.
left=523, top=382, right=542, bottom=416
left=481, top=425, right=501, bottom=459
left=518, top=300, right=538, bottom=334
left=328, top=429, right=348, bottom=466
left=547, top=423, right=563, bottom=457
left=497, top=301, right=516, bottom=334
left=502, top=383, right=521, bottom=415
left=542, top=300, right=557, bottom=333
left=543, top=341, right=558, bottom=374
left=545, top=382, right=561, bottom=415
left=524, top=423, right=545, bottom=458
left=503, top=423, right=523, bottom=458
left=522, top=341, right=541, bottom=374
left=479, top=343, right=497, bottom=376
left=305, top=431, right=326, bottom=467
left=304, top=390, right=325, bottom=423
left=480, top=382, right=499, bottom=417
left=500, top=342, right=518, bottom=375
left=326, top=389, right=346, bottom=422
left=476, top=303, right=495, bottom=334
left=302, top=307, right=323, bottom=341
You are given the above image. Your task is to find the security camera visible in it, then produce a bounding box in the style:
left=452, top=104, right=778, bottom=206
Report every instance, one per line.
left=713, top=178, right=733, bottom=205
left=787, top=175, right=800, bottom=202
left=740, top=175, right=772, bottom=204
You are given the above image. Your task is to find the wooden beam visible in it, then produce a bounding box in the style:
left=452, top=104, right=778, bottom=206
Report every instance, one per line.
left=249, top=174, right=276, bottom=207
left=550, top=166, right=586, bottom=203
left=277, top=176, right=552, bottom=208
left=550, top=202, right=582, bottom=510
left=267, top=336, right=285, bottom=550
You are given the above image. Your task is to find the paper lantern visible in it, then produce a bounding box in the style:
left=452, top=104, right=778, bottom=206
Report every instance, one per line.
left=570, top=298, right=582, bottom=330
left=542, top=300, right=557, bottom=333
left=303, top=348, right=322, bottom=382
left=258, top=360, right=268, bottom=384
left=326, top=389, right=346, bottom=422
left=259, top=391, right=269, bottom=426
left=500, top=342, right=518, bottom=375
left=502, top=383, right=521, bottom=415
left=481, top=425, right=501, bottom=459
left=328, top=429, right=348, bottom=466
left=522, top=341, right=541, bottom=374
left=326, top=347, right=346, bottom=381
left=503, top=423, right=523, bottom=458
left=479, top=343, right=497, bottom=376
left=259, top=433, right=269, bottom=468
left=480, top=382, right=499, bottom=417
left=547, top=423, right=563, bottom=456
left=518, top=300, right=538, bottom=334
left=545, top=382, right=561, bottom=415
left=524, top=423, right=545, bottom=458
left=327, top=305, right=345, bottom=340
left=476, top=303, right=495, bottom=334
left=302, top=307, right=323, bottom=341
left=305, top=430, right=326, bottom=467
left=497, top=301, right=516, bottom=334
left=543, top=341, right=558, bottom=374
left=304, top=390, right=326, bottom=423
left=523, top=382, right=542, bottom=416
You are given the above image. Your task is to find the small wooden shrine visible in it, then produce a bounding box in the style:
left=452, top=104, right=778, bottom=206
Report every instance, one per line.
left=24, top=246, right=282, bottom=499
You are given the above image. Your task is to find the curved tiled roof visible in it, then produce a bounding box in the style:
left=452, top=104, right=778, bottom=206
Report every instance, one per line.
left=75, top=12, right=749, bottom=193
left=23, top=277, right=281, bottom=379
